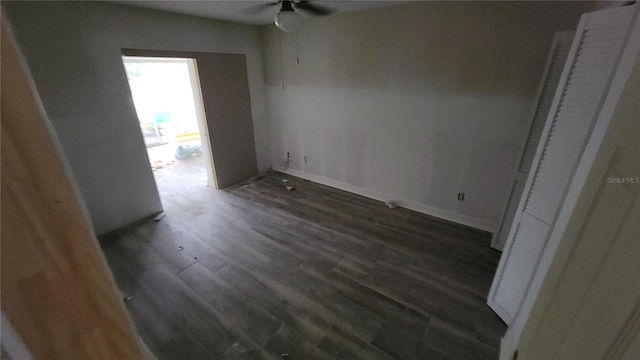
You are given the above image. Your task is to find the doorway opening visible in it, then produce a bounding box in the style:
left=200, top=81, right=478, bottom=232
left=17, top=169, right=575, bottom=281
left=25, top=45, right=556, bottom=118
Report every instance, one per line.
left=122, top=56, right=217, bottom=195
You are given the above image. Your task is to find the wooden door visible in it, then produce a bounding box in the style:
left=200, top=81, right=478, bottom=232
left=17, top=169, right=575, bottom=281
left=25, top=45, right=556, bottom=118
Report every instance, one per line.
left=1, top=15, right=148, bottom=360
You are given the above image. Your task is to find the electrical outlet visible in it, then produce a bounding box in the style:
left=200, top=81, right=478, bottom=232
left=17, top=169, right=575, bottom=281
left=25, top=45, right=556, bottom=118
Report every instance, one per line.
left=457, top=192, right=465, bottom=201
left=283, top=152, right=292, bottom=167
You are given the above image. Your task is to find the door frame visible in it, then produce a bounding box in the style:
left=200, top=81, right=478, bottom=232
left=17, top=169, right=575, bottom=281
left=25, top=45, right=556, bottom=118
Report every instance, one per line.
left=122, top=48, right=259, bottom=190
left=121, top=48, right=218, bottom=188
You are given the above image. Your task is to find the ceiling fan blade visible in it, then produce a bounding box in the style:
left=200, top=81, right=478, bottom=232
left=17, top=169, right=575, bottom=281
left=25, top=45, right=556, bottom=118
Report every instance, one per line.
left=293, top=1, right=334, bottom=16
left=242, top=1, right=281, bottom=15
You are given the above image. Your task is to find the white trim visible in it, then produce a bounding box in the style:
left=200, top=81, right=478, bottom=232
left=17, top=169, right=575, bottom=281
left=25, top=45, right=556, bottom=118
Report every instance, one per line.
left=188, top=58, right=218, bottom=189
left=273, top=166, right=497, bottom=232
left=487, top=299, right=513, bottom=326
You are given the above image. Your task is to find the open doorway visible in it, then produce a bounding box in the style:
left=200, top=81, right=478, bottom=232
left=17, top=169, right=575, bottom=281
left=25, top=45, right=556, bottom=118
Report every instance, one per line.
left=122, top=56, right=217, bottom=194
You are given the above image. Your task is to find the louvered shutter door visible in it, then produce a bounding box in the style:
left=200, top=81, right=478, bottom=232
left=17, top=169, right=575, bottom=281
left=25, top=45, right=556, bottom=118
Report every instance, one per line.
left=524, top=24, right=630, bottom=224
left=488, top=6, right=636, bottom=325
left=519, top=36, right=574, bottom=173
left=492, top=32, right=574, bottom=251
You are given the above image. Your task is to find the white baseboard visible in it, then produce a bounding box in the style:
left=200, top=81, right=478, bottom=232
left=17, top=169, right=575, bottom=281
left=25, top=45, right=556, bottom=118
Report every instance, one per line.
left=273, top=166, right=497, bottom=233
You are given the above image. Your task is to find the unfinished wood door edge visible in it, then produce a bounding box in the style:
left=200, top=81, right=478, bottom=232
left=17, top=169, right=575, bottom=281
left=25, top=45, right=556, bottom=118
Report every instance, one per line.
left=1, top=12, right=153, bottom=360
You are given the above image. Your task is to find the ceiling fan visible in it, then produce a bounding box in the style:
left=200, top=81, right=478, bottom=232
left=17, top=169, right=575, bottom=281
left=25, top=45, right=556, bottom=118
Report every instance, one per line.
left=243, top=0, right=335, bottom=33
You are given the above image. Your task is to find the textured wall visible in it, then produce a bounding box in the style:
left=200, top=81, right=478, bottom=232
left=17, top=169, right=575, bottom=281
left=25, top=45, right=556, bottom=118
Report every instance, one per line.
left=5, top=1, right=270, bottom=234
left=263, top=1, right=595, bottom=230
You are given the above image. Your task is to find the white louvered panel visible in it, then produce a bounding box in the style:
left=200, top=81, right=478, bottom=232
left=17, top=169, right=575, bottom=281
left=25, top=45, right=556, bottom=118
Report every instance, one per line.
left=552, top=124, right=592, bottom=138
left=528, top=179, right=572, bottom=202
left=518, top=43, right=572, bottom=172
left=549, top=120, right=595, bottom=138
left=555, top=110, right=598, bottom=124
left=526, top=183, right=569, bottom=211
left=551, top=115, right=592, bottom=130
left=568, top=69, right=613, bottom=82
left=573, top=57, right=619, bottom=67
left=575, top=47, right=618, bottom=60
left=551, top=116, right=593, bottom=131
left=574, top=54, right=616, bottom=63
left=576, top=46, right=622, bottom=57
left=561, top=90, right=606, bottom=101
left=567, top=73, right=610, bottom=84
left=555, top=108, right=599, bottom=123
left=579, top=35, right=626, bottom=50
left=551, top=118, right=596, bottom=136
left=562, top=86, right=607, bottom=99
left=494, top=213, right=551, bottom=317
left=559, top=94, right=600, bottom=107
left=527, top=143, right=588, bottom=223
left=532, top=163, right=574, bottom=188
left=582, top=26, right=627, bottom=38
left=565, top=76, right=612, bottom=88
left=554, top=106, right=596, bottom=117
left=582, top=27, right=627, bottom=37
left=544, top=138, right=587, bottom=157
left=492, top=32, right=575, bottom=251
left=568, top=69, right=612, bottom=82
left=560, top=96, right=604, bottom=109
left=569, top=71, right=608, bottom=86
left=575, top=54, right=616, bottom=64
left=581, top=30, right=627, bottom=42
left=536, top=148, right=580, bottom=169
left=550, top=124, right=591, bottom=140
left=580, top=34, right=626, bottom=47
left=579, top=36, right=627, bottom=49
left=524, top=24, right=626, bottom=224
left=572, top=57, right=615, bottom=70
left=573, top=54, right=618, bottom=65
left=529, top=164, right=574, bottom=192
left=563, top=82, right=610, bottom=95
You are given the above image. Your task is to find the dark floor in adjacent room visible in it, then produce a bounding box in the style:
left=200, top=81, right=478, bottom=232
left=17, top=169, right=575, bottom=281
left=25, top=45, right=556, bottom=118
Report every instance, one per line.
left=100, top=160, right=507, bottom=360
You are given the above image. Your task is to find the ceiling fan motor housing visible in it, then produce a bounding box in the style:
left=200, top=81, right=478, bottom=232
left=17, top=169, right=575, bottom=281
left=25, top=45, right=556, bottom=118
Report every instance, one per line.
left=275, top=1, right=302, bottom=33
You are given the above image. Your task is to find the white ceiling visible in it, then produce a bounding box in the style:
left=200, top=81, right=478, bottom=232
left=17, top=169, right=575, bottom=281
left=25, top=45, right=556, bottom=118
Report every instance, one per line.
left=116, top=0, right=410, bottom=26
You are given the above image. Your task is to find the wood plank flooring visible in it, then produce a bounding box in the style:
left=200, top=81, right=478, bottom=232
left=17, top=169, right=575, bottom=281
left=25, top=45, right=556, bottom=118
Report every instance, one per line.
left=100, top=161, right=506, bottom=360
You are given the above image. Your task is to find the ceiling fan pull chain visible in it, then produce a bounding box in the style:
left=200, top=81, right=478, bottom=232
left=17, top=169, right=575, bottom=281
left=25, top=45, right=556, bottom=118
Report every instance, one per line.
left=278, top=29, right=285, bottom=90
left=296, top=31, right=300, bottom=64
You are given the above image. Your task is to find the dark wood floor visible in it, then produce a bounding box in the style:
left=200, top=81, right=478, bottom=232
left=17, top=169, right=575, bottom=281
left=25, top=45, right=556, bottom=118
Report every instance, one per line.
left=100, top=159, right=506, bottom=360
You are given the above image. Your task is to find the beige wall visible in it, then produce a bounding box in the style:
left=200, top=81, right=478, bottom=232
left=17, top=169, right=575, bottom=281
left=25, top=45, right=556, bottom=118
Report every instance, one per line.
left=262, top=1, right=596, bottom=230
left=5, top=1, right=270, bottom=234
left=265, top=1, right=594, bottom=94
